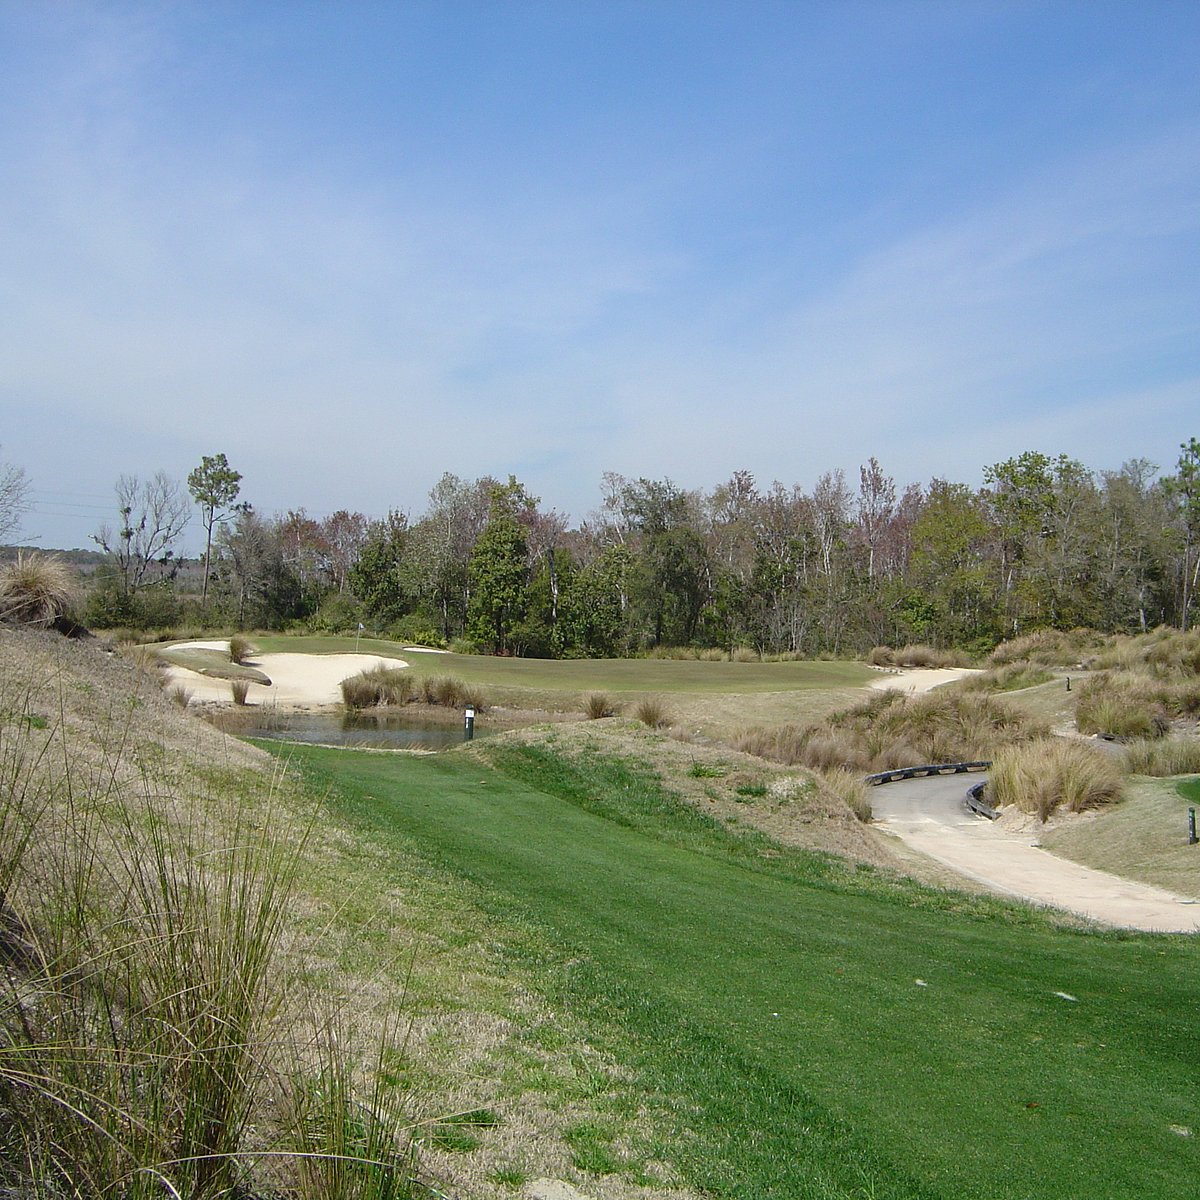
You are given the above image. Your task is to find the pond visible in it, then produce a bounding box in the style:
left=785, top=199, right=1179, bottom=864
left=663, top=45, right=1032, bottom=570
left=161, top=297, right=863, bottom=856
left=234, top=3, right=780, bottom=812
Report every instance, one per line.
left=214, top=710, right=491, bottom=751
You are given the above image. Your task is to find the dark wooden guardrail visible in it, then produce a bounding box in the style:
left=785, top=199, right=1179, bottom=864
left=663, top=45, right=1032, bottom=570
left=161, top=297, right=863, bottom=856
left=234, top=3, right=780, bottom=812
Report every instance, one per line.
left=863, top=761, right=992, bottom=786
left=965, top=780, right=999, bottom=821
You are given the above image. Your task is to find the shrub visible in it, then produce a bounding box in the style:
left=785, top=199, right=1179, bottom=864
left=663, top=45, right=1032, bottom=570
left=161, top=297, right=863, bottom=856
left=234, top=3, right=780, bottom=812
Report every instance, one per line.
left=634, top=697, right=671, bottom=728
left=166, top=684, right=191, bottom=708
left=731, top=646, right=759, bottom=663
left=231, top=679, right=250, bottom=705
left=584, top=693, right=618, bottom=719
left=988, top=739, right=1123, bottom=822
left=0, top=552, right=76, bottom=628
left=989, top=628, right=1107, bottom=668
left=867, top=646, right=895, bottom=666
left=228, top=633, right=257, bottom=664
left=1123, top=737, right=1200, bottom=777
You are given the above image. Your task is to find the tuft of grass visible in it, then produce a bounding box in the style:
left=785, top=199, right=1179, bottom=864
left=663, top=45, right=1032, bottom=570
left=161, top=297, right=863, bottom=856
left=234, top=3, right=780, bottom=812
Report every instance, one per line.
left=737, top=689, right=1042, bottom=772
left=817, top=768, right=872, bottom=822
left=228, top=633, right=257, bottom=664
left=341, top=665, right=416, bottom=710
left=633, top=697, right=671, bottom=729
left=0, top=552, right=76, bottom=628
left=987, top=738, right=1124, bottom=822
left=955, top=662, right=1055, bottom=693
left=1123, top=737, right=1200, bottom=777
left=421, top=674, right=486, bottom=711
left=583, top=692, right=618, bottom=719
left=231, top=678, right=251, bottom=704
left=1075, top=673, right=1170, bottom=738
left=166, top=683, right=192, bottom=708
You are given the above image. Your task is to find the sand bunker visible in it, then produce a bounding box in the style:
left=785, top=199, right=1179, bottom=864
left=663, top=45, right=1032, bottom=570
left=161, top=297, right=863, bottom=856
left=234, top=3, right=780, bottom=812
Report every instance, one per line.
left=164, top=640, right=407, bottom=707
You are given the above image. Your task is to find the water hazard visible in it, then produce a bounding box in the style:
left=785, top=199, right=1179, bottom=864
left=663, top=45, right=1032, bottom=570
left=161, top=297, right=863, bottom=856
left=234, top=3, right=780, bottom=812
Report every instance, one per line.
left=218, top=711, right=487, bottom=751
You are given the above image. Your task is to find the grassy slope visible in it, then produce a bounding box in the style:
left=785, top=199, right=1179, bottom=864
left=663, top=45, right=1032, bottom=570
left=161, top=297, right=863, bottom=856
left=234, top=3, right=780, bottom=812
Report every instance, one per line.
left=274, top=739, right=1200, bottom=1200
left=1039, top=776, right=1200, bottom=899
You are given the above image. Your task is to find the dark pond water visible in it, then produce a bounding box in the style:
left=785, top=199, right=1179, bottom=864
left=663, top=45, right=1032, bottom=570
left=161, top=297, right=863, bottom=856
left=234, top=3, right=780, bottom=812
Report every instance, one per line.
left=228, top=711, right=489, bottom=751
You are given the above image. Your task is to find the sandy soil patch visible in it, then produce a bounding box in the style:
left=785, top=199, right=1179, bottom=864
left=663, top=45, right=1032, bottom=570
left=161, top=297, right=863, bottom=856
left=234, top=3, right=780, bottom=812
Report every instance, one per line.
left=867, top=667, right=981, bottom=693
left=164, top=640, right=408, bottom=707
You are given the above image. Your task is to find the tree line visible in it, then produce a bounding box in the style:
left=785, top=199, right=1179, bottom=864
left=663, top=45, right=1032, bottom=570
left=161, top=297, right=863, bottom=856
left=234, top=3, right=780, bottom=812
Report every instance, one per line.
left=75, top=440, right=1200, bottom=655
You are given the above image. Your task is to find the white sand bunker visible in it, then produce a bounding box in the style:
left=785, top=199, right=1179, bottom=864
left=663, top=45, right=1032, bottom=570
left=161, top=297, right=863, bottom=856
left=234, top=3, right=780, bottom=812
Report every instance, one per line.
left=868, top=667, right=981, bottom=693
left=165, top=641, right=407, bottom=707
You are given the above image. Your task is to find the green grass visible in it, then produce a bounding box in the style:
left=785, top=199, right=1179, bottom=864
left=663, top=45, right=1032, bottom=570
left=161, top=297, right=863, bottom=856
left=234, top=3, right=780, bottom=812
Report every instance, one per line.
left=253, top=635, right=875, bottom=695
left=1179, top=778, right=1200, bottom=804
left=271, top=739, right=1200, bottom=1200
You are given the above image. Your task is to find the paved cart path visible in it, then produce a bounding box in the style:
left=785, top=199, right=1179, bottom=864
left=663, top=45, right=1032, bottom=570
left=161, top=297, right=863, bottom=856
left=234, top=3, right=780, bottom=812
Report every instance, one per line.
left=872, top=773, right=1200, bottom=932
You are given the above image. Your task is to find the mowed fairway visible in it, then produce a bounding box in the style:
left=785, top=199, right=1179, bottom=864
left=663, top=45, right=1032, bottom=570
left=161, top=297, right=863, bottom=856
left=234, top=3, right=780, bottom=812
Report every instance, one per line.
left=277, top=740, right=1200, bottom=1200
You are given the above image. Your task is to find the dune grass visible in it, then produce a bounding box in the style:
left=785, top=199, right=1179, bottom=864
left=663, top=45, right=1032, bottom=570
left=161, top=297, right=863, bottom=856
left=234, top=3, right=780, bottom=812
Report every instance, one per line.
left=736, top=689, right=1043, bottom=773
left=0, top=552, right=76, bottom=628
left=276, top=738, right=1200, bottom=1200
left=987, top=738, right=1124, bottom=822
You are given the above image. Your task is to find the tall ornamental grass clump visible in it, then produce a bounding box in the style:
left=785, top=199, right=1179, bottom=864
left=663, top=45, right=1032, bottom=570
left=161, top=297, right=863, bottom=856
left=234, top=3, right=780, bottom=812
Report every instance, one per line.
left=341, top=664, right=416, bottom=709
left=736, top=689, right=1043, bottom=773
left=228, top=633, right=258, bottom=664
left=0, top=552, right=76, bottom=628
left=1122, top=736, right=1200, bottom=777
left=987, top=739, right=1123, bottom=822
left=1074, top=673, right=1171, bottom=738
left=0, top=642, right=422, bottom=1200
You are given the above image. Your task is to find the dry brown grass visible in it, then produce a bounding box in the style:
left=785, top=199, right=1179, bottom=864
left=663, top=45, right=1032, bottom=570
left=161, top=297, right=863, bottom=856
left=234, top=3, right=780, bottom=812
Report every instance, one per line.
left=867, top=644, right=971, bottom=669
left=583, top=692, right=618, bottom=719
left=0, top=551, right=76, bottom=628
left=634, top=696, right=672, bottom=728
left=735, top=689, right=1043, bottom=773
left=987, top=739, right=1123, bottom=822
left=1122, top=736, right=1200, bottom=777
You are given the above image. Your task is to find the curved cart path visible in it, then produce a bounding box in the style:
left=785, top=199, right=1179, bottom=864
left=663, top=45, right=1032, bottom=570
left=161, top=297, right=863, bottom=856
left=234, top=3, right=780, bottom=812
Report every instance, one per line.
left=872, top=773, right=1200, bottom=933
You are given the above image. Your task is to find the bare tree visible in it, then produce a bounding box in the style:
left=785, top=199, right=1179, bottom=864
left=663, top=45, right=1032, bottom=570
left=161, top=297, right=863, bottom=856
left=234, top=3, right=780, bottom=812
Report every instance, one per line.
left=0, top=449, right=30, bottom=544
left=92, top=472, right=190, bottom=594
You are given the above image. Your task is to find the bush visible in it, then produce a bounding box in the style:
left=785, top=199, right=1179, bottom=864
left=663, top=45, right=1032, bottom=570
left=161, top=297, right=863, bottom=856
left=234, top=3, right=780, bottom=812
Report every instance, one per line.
left=584, top=693, right=618, bottom=719
left=955, top=662, right=1055, bottom=693
left=989, top=628, right=1107, bottom=668
left=231, top=679, right=250, bottom=705
left=0, top=552, right=76, bottom=628
left=634, top=697, right=671, bottom=728
left=419, top=675, right=485, bottom=712
left=987, top=739, right=1123, bottom=822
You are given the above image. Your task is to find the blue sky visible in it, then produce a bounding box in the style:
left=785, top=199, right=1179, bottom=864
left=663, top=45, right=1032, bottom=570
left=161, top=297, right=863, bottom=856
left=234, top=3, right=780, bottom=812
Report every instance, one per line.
left=2, top=1, right=1197, bottom=550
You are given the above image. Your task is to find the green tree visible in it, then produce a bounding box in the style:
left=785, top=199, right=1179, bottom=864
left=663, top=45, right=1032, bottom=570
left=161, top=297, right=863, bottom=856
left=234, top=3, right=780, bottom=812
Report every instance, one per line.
left=187, top=453, right=242, bottom=605
left=349, top=511, right=411, bottom=623
left=467, top=495, right=528, bottom=653
left=1166, top=438, right=1200, bottom=629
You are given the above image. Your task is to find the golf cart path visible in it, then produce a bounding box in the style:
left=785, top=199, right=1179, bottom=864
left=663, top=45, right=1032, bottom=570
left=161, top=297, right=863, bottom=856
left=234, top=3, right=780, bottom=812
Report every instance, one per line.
left=872, top=773, right=1200, bottom=933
